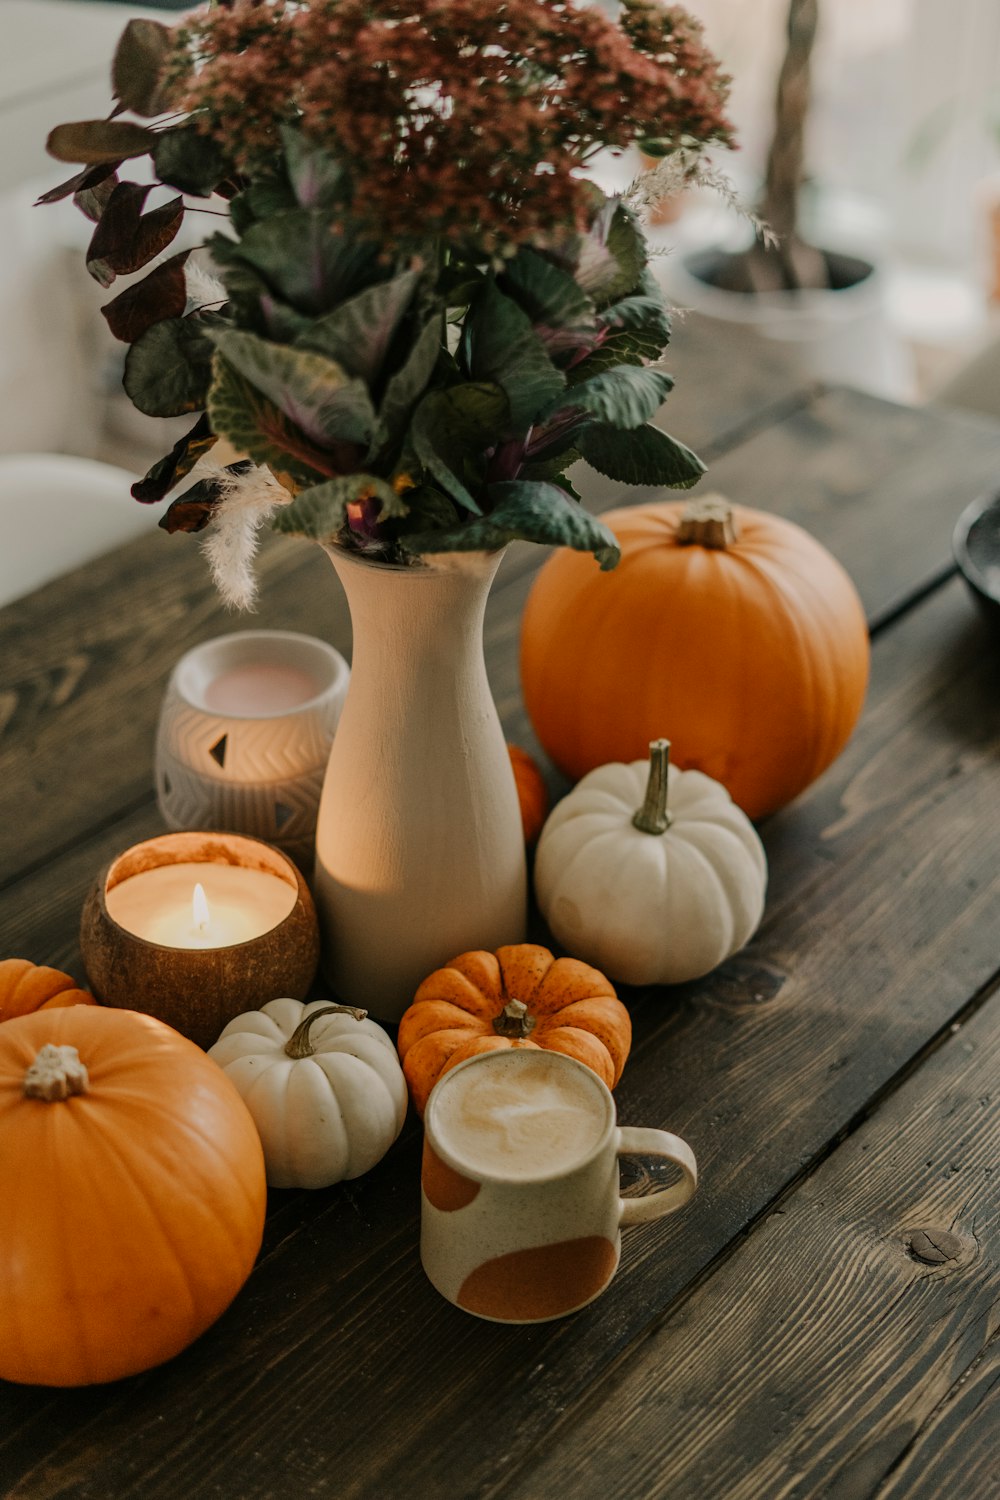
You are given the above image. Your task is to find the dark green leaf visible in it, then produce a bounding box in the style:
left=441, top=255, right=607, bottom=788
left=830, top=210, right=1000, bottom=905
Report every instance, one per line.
left=280, top=127, right=343, bottom=209
left=466, top=281, right=564, bottom=430
left=228, top=177, right=297, bottom=235
left=410, top=383, right=508, bottom=514
left=112, top=19, right=173, bottom=117
left=576, top=422, right=705, bottom=488
left=210, top=328, right=375, bottom=447
left=576, top=201, right=646, bottom=307
left=546, top=366, right=674, bottom=429
left=567, top=328, right=664, bottom=384
left=374, top=316, right=446, bottom=450
left=207, top=354, right=343, bottom=489
left=46, top=120, right=155, bottom=165
left=273, top=474, right=405, bottom=541
left=386, top=483, right=459, bottom=534
left=440, top=263, right=485, bottom=308
left=124, top=313, right=219, bottom=417
left=153, top=127, right=228, bottom=197
left=102, top=249, right=191, bottom=343
left=86, top=185, right=183, bottom=286
left=519, top=449, right=582, bottom=484
left=295, top=269, right=420, bottom=384
left=501, top=249, right=596, bottom=334
left=212, top=211, right=379, bottom=316
left=400, top=479, right=619, bottom=568
left=599, top=268, right=672, bottom=346
left=131, top=413, right=215, bottom=504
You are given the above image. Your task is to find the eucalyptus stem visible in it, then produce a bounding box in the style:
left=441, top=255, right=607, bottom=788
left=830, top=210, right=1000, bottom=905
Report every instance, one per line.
left=632, top=739, right=673, bottom=835
left=285, top=1004, right=367, bottom=1059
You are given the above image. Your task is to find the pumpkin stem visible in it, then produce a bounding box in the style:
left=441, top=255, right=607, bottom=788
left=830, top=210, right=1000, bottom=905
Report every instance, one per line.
left=493, top=999, right=537, bottom=1039
left=285, top=1004, right=368, bottom=1060
left=23, top=1043, right=89, bottom=1101
left=676, top=494, right=738, bottom=549
left=633, top=739, right=673, bottom=836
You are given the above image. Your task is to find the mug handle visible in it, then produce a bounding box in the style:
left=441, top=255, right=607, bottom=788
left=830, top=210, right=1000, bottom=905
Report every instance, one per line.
left=617, top=1127, right=698, bottom=1226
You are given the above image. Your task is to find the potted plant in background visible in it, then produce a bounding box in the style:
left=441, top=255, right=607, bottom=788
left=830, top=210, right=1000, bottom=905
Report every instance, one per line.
left=40, top=0, right=734, bottom=1019
left=658, top=0, right=913, bottom=399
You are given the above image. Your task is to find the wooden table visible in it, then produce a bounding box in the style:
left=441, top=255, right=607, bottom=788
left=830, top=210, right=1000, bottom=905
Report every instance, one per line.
left=2, top=338, right=1000, bottom=1498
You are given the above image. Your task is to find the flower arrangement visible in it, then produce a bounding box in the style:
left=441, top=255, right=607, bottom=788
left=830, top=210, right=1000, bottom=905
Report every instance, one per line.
left=42, top=0, right=733, bottom=603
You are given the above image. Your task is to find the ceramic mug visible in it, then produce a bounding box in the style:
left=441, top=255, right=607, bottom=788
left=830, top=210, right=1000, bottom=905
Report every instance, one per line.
left=420, top=1049, right=698, bottom=1323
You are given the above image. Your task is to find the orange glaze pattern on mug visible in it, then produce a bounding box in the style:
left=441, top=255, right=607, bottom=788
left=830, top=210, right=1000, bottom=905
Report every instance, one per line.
left=422, top=1140, right=481, bottom=1211
left=456, top=1236, right=618, bottom=1320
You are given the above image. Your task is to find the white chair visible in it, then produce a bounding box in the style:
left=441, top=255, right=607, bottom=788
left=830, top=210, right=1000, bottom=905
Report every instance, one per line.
left=0, top=453, right=160, bottom=607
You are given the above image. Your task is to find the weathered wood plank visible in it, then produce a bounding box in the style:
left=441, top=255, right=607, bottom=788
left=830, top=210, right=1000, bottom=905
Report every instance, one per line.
left=495, top=980, right=1000, bottom=1500
left=1, top=569, right=997, bottom=1498
left=874, top=1333, right=1000, bottom=1500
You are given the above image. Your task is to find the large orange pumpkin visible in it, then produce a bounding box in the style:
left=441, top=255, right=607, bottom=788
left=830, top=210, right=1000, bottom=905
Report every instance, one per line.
left=0, top=958, right=93, bottom=1020
left=520, top=495, right=870, bottom=819
left=0, top=1005, right=267, bottom=1387
left=397, top=943, right=631, bottom=1116
left=508, top=744, right=549, bottom=844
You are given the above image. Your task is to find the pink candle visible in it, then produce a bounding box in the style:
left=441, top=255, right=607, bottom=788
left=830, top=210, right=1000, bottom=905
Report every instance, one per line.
left=203, top=663, right=321, bottom=716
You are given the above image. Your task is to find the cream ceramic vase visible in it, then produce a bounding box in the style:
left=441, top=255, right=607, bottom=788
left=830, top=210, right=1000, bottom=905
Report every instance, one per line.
left=313, top=546, right=527, bottom=1021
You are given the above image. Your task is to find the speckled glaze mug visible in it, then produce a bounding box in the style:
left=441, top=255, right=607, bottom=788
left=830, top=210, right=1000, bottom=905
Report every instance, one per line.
left=420, top=1049, right=698, bottom=1323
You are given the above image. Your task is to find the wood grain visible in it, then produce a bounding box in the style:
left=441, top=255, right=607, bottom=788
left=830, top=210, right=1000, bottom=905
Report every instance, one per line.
left=874, top=1331, right=1000, bottom=1500
left=1, top=573, right=997, bottom=1498
left=494, top=980, right=1000, bottom=1500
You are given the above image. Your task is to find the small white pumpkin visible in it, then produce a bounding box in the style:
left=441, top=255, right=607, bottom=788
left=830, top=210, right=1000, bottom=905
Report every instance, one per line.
left=208, top=998, right=408, bottom=1189
left=534, top=739, right=767, bottom=986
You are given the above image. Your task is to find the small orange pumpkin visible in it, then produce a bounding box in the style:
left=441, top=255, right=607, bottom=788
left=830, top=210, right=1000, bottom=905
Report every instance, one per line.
left=520, top=494, right=870, bottom=819
left=397, top=943, right=631, bottom=1116
left=0, top=958, right=94, bottom=1021
left=0, top=1005, right=267, bottom=1386
left=508, top=744, right=549, bottom=845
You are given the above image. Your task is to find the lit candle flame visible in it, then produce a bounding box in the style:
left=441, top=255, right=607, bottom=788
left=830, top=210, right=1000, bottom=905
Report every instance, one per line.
left=192, top=882, right=211, bottom=934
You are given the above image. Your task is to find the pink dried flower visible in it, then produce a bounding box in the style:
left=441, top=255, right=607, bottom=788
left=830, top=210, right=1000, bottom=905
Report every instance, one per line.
left=172, top=0, right=733, bottom=251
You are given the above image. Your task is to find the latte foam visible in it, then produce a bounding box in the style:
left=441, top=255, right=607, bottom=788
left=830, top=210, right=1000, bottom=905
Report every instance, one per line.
left=429, top=1051, right=609, bottom=1181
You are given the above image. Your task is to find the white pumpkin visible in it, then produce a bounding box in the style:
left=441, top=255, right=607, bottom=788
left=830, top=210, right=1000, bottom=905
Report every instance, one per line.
left=534, top=739, right=767, bottom=986
left=208, top=998, right=408, bottom=1189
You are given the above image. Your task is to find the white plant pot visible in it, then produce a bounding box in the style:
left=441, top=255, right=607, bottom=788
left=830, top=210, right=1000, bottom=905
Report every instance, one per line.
left=662, top=246, right=916, bottom=402
left=313, top=546, right=527, bottom=1022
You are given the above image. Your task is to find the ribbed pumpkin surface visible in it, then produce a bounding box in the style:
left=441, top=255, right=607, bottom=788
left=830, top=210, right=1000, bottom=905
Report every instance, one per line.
left=0, top=958, right=93, bottom=1020
left=397, top=944, right=631, bottom=1117
left=519, top=499, right=870, bottom=819
left=0, top=1006, right=267, bottom=1386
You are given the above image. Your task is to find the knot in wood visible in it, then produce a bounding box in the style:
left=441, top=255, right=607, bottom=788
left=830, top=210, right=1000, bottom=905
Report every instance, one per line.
left=907, top=1227, right=969, bottom=1267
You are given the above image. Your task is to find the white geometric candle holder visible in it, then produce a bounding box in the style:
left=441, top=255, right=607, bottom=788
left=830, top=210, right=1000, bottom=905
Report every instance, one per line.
left=155, top=630, right=350, bottom=869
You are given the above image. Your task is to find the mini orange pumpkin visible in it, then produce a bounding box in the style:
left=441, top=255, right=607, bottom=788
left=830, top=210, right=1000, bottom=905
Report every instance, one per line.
left=397, top=943, right=631, bottom=1116
left=0, top=958, right=93, bottom=1021
left=508, top=744, right=549, bottom=845
left=520, top=494, right=870, bottom=819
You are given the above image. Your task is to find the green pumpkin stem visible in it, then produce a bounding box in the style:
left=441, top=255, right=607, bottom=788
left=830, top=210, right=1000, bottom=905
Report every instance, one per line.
left=285, top=1004, right=368, bottom=1059
left=633, top=738, right=674, bottom=836
left=676, top=494, right=738, bottom=549
left=493, top=999, right=537, bottom=1038
left=23, top=1043, right=89, bottom=1101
